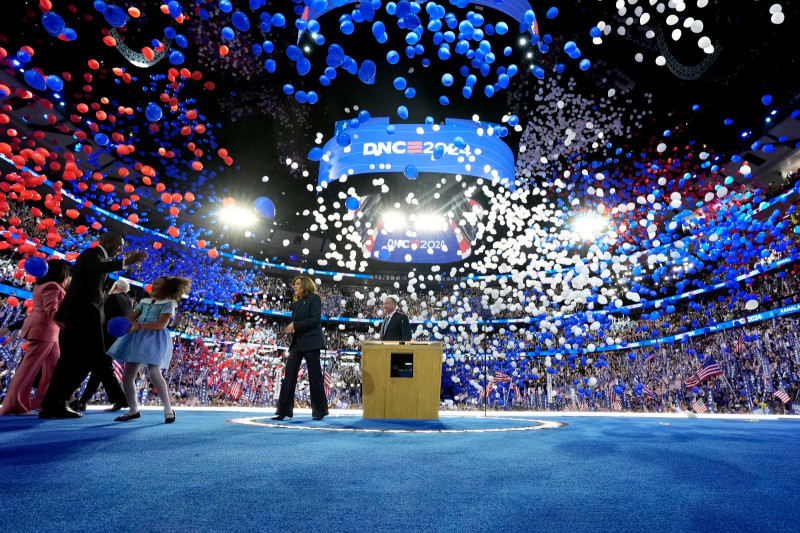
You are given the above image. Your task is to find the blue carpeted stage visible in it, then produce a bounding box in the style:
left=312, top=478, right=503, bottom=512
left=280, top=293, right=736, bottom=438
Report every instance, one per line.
left=1, top=409, right=798, bottom=532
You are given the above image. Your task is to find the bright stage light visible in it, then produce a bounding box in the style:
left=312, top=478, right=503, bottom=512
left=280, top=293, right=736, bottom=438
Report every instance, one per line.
left=413, top=213, right=447, bottom=231
left=219, top=206, right=257, bottom=227
left=573, top=213, right=607, bottom=240
left=382, top=211, right=406, bottom=230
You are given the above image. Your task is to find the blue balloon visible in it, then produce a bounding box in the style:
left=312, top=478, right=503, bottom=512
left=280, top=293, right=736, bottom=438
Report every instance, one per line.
left=168, top=50, right=185, bottom=65
left=378, top=248, right=390, bottom=261
left=308, top=147, right=324, bottom=161
left=297, top=58, right=311, bottom=76
left=168, top=1, right=182, bottom=18
left=232, top=11, right=250, bottom=31
left=24, top=257, right=48, bottom=278
left=393, top=77, right=407, bottom=90
left=283, top=84, right=294, bottom=95
left=103, top=5, right=128, bottom=27
left=404, top=165, right=418, bottom=179
left=271, top=13, right=286, bottom=27
left=23, top=70, right=46, bottom=92
left=345, top=197, right=360, bottom=210
left=762, top=94, right=772, bottom=106
left=358, top=60, right=377, bottom=84
left=579, top=59, right=591, bottom=71
left=336, top=132, right=351, bottom=146
left=397, top=106, right=409, bottom=119
left=145, top=102, right=162, bottom=122
left=107, top=317, right=132, bottom=338
left=94, top=133, right=109, bottom=146
left=254, top=197, right=276, bottom=218
left=546, top=7, right=558, bottom=19
left=286, top=45, right=304, bottom=61
left=42, top=12, right=66, bottom=37
left=387, top=50, right=400, bottom=64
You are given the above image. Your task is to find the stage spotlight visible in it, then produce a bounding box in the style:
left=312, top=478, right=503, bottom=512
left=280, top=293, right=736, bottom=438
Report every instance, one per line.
left=382, top=211, right=406, bottom=230
left=573, top=213, right=607, bottom=240
left=413, top=213, right=447, bottom=231
left=219, top=206, right=257, bottom=227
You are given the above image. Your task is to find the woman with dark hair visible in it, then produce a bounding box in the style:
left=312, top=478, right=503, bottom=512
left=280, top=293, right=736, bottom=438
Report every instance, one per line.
left=272, top=275, right=329, bottom=421
left=107, top=276, right=191, bottom=423
left=1, top=258, right=71, bottom=415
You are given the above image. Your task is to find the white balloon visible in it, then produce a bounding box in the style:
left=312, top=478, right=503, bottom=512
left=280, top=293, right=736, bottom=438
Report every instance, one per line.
left=769, top=3, right=783, bottom=15
left=771, top=12, right=784, bottom=24
left=745, top=300, right=759, bottom=311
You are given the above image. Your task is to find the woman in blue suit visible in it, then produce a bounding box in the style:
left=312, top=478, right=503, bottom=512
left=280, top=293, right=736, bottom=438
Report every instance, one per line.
left=272, top=276, right=329, bottom=421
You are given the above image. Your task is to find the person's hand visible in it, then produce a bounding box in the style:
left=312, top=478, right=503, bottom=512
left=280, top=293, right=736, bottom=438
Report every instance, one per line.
left=127, top=322, right=142, bottom=333
left=125, top=250, right=148, bottom=265
left=284, top=323, right=294, bottom=334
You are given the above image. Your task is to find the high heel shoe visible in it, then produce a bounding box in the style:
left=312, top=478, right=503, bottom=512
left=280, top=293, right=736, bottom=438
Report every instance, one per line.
left=114, top=412, right=141, bottom=422
left=165, top=411, right=176, bottom=424
left=271, top=415, right=289, bottom=421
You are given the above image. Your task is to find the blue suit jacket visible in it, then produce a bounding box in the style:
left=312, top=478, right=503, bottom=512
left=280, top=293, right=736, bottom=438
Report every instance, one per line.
left=290, top=293, right=325, bottom=352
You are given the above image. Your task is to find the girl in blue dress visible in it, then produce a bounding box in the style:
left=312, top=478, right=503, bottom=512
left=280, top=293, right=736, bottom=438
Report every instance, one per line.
left=108, top=276, right=191, bottom=423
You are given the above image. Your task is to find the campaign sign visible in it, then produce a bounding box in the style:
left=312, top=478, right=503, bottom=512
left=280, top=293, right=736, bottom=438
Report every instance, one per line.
left=317, top=117, right=516, bottom=191
left=365, top=221, right=469, bottom=264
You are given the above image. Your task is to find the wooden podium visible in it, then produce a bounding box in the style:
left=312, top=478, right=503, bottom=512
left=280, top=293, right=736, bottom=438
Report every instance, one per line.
left=361, top=341, right=443, bottom=420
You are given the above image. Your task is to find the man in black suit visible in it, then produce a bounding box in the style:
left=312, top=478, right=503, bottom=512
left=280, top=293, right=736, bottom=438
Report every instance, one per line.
left=70, top=278, right=134, bottom=412
left=379, top=296, right=412, bottom=341
left=39, top=232, right=147, bottom=419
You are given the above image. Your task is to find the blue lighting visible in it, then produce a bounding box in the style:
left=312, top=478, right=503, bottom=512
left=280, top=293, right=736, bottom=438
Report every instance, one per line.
left=741, top=131, right=749, bottom=138
left=12, top=60, right=19, bottom=67
left=771, top=109, right=778, bottom=116
left=53, top=93, right=61, bottom=100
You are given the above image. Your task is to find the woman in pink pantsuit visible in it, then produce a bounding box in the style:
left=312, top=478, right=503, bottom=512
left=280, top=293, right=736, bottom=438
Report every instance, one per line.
left=1, top=259, right=71, bottom=415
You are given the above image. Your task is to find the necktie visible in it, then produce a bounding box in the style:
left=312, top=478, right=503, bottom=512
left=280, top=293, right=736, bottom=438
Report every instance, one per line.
left=382, top=316, right=390, bottom=338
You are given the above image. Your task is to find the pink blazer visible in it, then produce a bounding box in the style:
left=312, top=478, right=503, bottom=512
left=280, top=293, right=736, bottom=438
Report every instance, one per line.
left=20, top=281, right=66, bottom=342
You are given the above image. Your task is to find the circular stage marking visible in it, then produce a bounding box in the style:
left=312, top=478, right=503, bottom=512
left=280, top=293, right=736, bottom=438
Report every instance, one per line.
left=226, top=415, right=567, bottom=433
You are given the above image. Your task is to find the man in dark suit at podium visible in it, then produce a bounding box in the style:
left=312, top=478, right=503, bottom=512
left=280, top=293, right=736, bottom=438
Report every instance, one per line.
left=379, top=296, right=412, bottom=341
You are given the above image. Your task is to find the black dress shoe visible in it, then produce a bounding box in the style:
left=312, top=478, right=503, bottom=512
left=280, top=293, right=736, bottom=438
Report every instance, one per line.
left=312, top=416, right=325, bottom=421
left=38, top=406, right=83, bottom=419
left=114, top=412, right=141, bottom=422
left=104, top=403, right=126, bottom=412
left=73, top=402, right=87, bottom=412
left=165, top=411, right=176, bottom=424
left=271, top=415, right=289, bottom=421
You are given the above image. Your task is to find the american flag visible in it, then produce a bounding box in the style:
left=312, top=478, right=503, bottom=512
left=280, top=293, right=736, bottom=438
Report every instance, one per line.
left=510, top=383, right=523, bottom=403
left=186, top=396, right=199, bottom=407
left=579, top=401, right=589, bottom=412
left=774, top=388, right=791, bottom=404
left=230, top=381, right=242, bottom=400
left=644, top=352, right=658, bottom=363
left=691, top=399, right=708, bottom=414
left=697, top=358, right=722, bottom=381
left=324, top=371, right=331, bottom=399
left=112, top=361, right=123, bottom=383
left=684, top=371, right=700, bottom=389
left=612, top=398, right=622, bottom=411
left=494, top=371, right=511, bottom=382
left=478, top=382, right=494, bottom=399
left=640, top=382, right=658, bottom=402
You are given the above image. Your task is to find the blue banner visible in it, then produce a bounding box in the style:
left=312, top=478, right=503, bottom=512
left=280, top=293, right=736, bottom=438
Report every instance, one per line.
left=317, top=117, right=516, bottom=191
